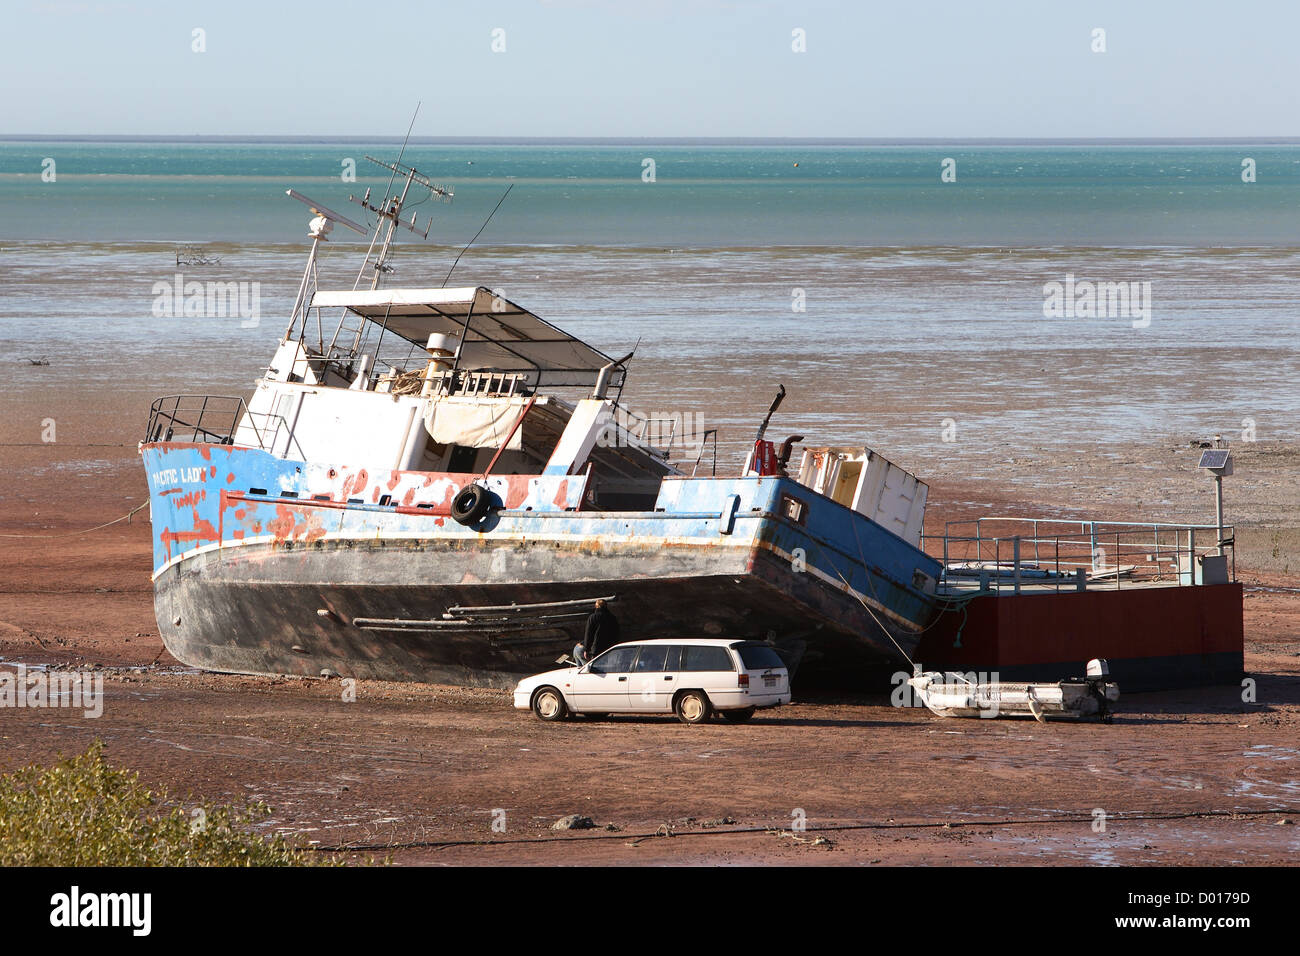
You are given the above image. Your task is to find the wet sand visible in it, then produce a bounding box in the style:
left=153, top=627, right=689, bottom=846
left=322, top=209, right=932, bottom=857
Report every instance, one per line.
left=1, top=389, right=1298, bottom=866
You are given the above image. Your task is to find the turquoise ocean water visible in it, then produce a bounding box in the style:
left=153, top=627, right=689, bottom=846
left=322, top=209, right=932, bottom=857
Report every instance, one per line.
left=2, top=141, right=1299, bottom=245
left=1, top=140, right=1297, bottom=462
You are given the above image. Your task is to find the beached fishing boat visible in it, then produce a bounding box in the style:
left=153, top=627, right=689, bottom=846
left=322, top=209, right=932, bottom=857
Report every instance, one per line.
left=139, top=158, right=944, bottom=687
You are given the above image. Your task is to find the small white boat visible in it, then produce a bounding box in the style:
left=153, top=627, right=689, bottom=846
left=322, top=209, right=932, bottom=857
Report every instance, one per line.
left=908, top=659, right=1119, bottom=722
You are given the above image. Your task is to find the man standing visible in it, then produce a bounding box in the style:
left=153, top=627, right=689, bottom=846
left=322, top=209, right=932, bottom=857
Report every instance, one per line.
left=577, top=598, right=621, bottom=663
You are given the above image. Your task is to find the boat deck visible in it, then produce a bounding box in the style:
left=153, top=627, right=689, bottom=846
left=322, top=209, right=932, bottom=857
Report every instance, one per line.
left=938, top=575, right=1192, bottom=597
left=924, top=514, right=1236, bottom=598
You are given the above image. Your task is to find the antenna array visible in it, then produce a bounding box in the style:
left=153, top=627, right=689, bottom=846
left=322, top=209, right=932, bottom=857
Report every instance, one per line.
left=347, top=156, right=454, bottom=240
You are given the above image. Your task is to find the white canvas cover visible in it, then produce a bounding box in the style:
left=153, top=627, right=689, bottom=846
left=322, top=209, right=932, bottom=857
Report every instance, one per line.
left=423, top=397, right=530, bottom=451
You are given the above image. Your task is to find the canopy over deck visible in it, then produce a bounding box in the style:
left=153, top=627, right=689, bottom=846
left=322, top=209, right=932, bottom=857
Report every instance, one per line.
left=309, top=287, right=626, bottom=390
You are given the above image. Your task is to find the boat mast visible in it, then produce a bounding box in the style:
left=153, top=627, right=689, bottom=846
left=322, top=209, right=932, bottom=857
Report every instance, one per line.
left=280, top=190, right=368, bottom=344
left=325, top=158, right=452, bottom=356
left=351, top=158, right=451, bottom=282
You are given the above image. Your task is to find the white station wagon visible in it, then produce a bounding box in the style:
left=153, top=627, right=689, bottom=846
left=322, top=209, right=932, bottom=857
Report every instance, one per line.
left=513, top=638, right=791, bottom=724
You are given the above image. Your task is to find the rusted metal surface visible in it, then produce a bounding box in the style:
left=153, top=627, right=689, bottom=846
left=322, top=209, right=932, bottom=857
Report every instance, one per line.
left=916, top=582, right=1244, bottom=692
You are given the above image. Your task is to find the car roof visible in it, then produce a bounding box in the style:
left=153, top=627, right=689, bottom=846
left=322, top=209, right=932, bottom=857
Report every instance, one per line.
left=610, top=638, right=748, bottom=647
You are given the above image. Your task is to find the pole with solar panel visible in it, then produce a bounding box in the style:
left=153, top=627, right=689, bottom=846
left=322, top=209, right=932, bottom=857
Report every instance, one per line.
left=1198, top=446, right=1232, bottom=554
left=1196, top=444, right=1235, bottom=584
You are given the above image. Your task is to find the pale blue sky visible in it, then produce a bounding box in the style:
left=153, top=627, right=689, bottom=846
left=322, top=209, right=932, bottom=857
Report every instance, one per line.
left=5, top=0, right=1299, bottom=138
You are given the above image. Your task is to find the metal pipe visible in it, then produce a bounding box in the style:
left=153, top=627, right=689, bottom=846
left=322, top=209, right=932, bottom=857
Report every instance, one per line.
left=1215, top=473, right=1225, bottom=556
left=1013, top=537, right=1022, bottom=594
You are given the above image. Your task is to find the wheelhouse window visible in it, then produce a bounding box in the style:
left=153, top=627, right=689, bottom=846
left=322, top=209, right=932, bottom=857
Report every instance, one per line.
left=780, top=494, right=808, bottom=525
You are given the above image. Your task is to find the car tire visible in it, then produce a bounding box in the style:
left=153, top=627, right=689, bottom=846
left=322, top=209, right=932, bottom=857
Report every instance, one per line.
left=721, top=707, right=756, bottom=723
left=674, top=690, right=712, bottom=725
left=531, top=686, right=568, bottom=721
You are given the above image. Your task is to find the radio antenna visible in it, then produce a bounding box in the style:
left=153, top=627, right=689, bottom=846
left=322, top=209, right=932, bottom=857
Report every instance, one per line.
left=349, top=103, right=423, bottom=289
left=442, top=183, right=513, bottom=287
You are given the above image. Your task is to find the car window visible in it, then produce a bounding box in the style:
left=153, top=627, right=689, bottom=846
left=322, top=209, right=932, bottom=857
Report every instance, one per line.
left=737, top=644, right=785, bottom=670
left=632, top=645, right=671, bottom=672
left=680, top=645, right=734, bottom=672
left=590, top=645, right=637, bottom=673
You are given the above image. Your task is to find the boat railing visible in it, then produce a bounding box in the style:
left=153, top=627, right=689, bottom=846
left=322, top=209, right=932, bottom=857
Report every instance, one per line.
left=922, top=516, right=1236, bottom=594
left=144, top=395, right=305, bottom=458
left=608, top=404, right=725, bottom=466
left=387, top=366, right=535, bottom=398
left=145, top=395, right=252, bottom=446
left=690, top=429, right=719, bottom=477
left=610, top=405, right=677, bottom=456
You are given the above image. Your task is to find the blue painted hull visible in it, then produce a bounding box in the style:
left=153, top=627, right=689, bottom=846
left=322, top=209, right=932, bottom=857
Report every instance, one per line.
left=143, top=442, right=942, bottom=687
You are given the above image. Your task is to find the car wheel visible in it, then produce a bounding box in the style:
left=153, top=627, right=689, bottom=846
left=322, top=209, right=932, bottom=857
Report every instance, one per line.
left=721, top=707, right=756, bottom=723
left=674, top=690, right=712, bottom=725
left=531, top=686, right=568, bottom=721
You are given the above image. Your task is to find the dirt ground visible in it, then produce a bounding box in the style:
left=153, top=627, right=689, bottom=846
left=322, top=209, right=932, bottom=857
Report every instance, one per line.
left=1, top=436, right=1298, bottom=866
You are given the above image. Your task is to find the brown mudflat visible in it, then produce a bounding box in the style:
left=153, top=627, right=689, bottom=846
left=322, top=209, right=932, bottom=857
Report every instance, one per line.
left=1, top=425, right=1297, bottom=866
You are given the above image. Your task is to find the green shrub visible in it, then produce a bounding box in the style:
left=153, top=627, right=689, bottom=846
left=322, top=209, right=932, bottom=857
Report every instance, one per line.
left=0, top=741, right=326, bottom=866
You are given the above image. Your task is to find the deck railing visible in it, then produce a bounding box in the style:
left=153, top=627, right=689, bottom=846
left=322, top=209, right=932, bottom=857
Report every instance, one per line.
left=144, top=395, right=251, bottom=446
left=921, top=516, right=1236, bottom=594
left=144, top=395, right=304, bottom=458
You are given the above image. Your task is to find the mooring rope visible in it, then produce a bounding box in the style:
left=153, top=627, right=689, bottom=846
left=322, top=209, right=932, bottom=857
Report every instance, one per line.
left=0, top=502, right=148, bottom=539
left=807, top=535, right=922, bottom=671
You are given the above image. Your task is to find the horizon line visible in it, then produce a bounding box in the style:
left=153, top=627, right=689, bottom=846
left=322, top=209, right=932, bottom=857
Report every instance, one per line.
left=3, top=134, right=1300, bottom=146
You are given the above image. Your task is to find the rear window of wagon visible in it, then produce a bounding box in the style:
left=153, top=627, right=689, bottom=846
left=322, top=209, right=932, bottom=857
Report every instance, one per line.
left=736, top=644, right=785, bottom=670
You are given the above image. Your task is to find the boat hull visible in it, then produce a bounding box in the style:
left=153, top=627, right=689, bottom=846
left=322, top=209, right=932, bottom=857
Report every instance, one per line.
left=156, top=535, right=934, bottom=688
left=144, top=442, right=943, bottom=688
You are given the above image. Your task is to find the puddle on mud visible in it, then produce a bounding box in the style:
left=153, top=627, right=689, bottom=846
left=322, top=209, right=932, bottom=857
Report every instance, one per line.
left=982, top=819, right=1288, bottom=865
left=1236, top=745, right=1300, bottom=801
left=1245, top=744, right=1300, bottom=761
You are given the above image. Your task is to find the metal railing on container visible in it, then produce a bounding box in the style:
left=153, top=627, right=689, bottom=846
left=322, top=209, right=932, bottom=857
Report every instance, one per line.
left=922, top=516, right=1236, bottom=594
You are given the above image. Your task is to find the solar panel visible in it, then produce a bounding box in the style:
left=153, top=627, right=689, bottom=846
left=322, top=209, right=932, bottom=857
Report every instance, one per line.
left=1198, top=449, right=1230, bottom=470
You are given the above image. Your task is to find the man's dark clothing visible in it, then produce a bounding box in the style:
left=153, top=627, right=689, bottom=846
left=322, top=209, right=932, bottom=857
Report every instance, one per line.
left=583, top=605, right=621, bottom=658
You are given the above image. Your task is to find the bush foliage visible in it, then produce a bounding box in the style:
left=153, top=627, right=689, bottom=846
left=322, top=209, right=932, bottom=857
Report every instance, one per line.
left=0, top=741, right=324, bottom=866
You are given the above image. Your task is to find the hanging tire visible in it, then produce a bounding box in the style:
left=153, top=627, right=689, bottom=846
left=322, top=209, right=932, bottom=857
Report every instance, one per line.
left=451, top=483, right=493, bottom=526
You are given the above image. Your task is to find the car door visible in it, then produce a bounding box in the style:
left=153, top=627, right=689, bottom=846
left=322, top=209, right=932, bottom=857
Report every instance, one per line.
left=569, top=644, right=638, bottom=712
left=679, top=643, right=740, bottom=708
left=626, top=644, right=681, bottom=712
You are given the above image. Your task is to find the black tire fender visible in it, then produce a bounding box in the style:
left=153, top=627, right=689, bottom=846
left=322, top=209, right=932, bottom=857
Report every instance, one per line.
left=451, top=483, right=494, bottom=526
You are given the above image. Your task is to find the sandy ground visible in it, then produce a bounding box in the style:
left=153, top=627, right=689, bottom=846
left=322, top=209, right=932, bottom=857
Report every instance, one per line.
left=1, top=410, right=1298, bottom=866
